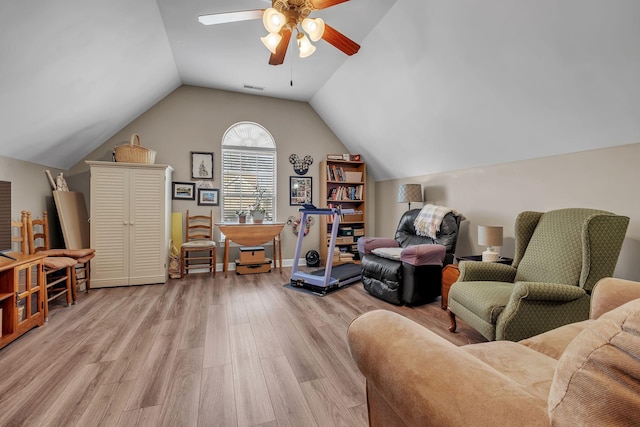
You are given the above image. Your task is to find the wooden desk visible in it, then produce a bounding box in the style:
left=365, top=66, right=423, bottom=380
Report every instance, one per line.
left=216, top=222, right=285, bottom=277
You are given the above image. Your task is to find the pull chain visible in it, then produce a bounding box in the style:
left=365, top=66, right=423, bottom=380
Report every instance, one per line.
left=290, top=37, right=294, bottom=86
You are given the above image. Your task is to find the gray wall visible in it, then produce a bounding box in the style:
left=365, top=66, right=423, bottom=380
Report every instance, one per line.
left=0, top=155, right=64, bottom=250
left=375, top=143, right=640, bottom=281
left=4, top=83, right=638, bottom=282
left=66, top=85, right=374, bottom=264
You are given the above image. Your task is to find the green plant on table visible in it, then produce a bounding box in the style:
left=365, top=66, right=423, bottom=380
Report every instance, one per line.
left=249, top=186, right=267, bottom=214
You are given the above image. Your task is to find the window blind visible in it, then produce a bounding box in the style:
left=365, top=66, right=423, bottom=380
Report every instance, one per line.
left=221, top=148, right=276, bottom=222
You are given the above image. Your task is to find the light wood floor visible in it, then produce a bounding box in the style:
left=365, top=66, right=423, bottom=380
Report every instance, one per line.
left=0, top=268, right=485, bottom=427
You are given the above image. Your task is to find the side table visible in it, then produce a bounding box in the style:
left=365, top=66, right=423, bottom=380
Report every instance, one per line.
left=456, top=255, right=513, bottom=264
left=441, top=264, right=459, bottom=310
left=440, top=256, right=514, bottom=310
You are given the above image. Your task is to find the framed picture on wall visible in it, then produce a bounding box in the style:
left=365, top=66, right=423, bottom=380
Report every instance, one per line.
left=191, top=151, right=214, bottom=180
left=198, top=188, right=219, bottom=206
left=172, top=181, right=196, bottom=200
left=290, top=176, right=312, bottom=205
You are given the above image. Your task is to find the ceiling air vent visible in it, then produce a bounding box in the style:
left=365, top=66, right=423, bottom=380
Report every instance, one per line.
left=243, top=84, right=264, bottom=91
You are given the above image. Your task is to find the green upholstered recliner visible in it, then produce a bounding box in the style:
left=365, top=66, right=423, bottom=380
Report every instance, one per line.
left=447, top=208, right=629, bottom=342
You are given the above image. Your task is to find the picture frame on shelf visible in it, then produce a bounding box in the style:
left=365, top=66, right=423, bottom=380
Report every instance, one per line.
left=191, top=151, right=214, bottom=180
left=172, top=182, right=196, bottom=200
left=198, top=188, right=219, bottom=206
left=290, top=176, right=312, bottom=205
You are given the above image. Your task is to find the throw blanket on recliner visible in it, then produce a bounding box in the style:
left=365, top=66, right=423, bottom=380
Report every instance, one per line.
left=414, top=204, right=457, bottom=239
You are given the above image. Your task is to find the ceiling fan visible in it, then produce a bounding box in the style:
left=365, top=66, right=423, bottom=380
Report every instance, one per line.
left=198, top=0, right=361, bottom=66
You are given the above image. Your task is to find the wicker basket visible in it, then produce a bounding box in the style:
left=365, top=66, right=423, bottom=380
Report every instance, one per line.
left=114, top=134, right=156, bottom=164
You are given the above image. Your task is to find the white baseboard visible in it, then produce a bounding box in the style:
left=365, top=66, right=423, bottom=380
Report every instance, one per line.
left=185, top=258, right=306, bottom=274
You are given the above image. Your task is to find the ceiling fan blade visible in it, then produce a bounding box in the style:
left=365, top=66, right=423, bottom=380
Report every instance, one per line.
left=310, top=0, right=350, bottom=10
left=269, top=28, right=292, bottom=65
left=198, top=10, right=264, bottom=26
left=322, top=24, right=360, bottom=56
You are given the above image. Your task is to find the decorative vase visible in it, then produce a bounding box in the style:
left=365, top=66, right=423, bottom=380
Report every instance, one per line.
left=251, top=211, right=265, bottom=223
left=238, top=215, right=247, bottom=224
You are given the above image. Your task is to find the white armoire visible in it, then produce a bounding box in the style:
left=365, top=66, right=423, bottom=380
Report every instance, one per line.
left=87, top=161, right=173, bottom=288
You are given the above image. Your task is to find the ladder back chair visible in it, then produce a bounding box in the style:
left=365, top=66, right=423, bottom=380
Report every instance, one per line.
left=25, top=211, right=77, bottom=321
left=181, top=209, right=216, bottom=278
left=30, top=211, right=95, bottom=293
left=11, top=213, right=28, bottom=254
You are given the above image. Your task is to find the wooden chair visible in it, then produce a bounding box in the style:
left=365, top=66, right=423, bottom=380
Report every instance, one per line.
left=25, top=211, right=77, bottom=321
left=11, top=212, right=28, bottom=254
left=30, top=211, right=95, bottom=293
left=181, top=210, right=216, bottom=278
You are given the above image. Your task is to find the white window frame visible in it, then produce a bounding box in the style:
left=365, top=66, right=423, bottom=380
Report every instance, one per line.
left=221, top=122, right=277, bottom=223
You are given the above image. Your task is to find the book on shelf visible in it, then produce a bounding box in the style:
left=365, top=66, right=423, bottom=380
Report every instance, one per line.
left=326, top=165, right=346, bottom=182
left=326, top=165, right=362, bottom=183
left=327, top=185, right=364, bottom=201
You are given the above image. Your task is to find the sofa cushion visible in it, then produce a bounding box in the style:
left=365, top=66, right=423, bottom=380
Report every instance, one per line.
left=181, top=240, right=216, bottom=248
left=519, top=319, right=592, bottom=360
left=43, top=256, right=77, bottom=269
left=372, top=247, right=403, bottom=261
left=449, top=281, right=514, bottom=324
left=548, top=298, right=640, bottom=425
left=463, top=341, right=557, bottom=401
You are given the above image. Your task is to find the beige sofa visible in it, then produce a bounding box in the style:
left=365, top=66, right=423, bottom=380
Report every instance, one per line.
left=348, top=277, right=640, bottom=426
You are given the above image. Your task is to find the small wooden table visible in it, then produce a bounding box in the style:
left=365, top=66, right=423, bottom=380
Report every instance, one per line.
left=441, top=264, right=460, bottom=310
left=441, top=256, right=514, bottom=309
left=216, top=222, right=285, bottom=277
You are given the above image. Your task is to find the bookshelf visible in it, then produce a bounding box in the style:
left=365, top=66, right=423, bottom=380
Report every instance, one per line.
left=319, top=159, right=366, bottom=266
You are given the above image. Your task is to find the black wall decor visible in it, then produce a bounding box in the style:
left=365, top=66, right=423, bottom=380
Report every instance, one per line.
left=289, top=154, right=313, bottom=175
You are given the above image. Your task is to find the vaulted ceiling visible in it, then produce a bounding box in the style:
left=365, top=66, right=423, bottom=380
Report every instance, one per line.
left=1, top=1, right=639, bottom=180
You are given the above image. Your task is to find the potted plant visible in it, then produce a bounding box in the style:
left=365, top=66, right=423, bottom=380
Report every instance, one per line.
left=249, top=187, right=267, bottom=223
left=236, top=210, right=248, bottom=223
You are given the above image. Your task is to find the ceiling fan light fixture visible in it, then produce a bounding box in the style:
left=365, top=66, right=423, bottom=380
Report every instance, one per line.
left=297, top=32, right=316, bottom=58
left=261, top=32, right=283, bottom=54
left=263, top=8, right=286, bottom=33
left=301, top=17, right=325, bottom=42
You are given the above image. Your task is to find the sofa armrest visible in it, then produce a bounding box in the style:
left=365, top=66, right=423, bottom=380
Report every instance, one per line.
left=348, top=310, right=549, bottom=426
left=357, top=237, right=398, bottom=255
left=458, top=261, right=517, bottom=282
left=400, top=244, right=446, bottom=266
left=498, top=283, right=591, bottom=341
left=590, top=277, right=640, bottom=319
left=511, top=282, right=587, bottom=302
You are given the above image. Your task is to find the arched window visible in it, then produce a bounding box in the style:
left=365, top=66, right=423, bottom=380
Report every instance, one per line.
left=221, top=122, right=277, bottom=222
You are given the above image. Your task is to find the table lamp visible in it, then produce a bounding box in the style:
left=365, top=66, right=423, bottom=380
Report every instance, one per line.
left=478, top=225, right=503, bottom=262
left=397, top=184, right=423, bottom=210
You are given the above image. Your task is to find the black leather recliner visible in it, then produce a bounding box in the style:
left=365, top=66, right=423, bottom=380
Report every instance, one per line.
left=358, top=209, right=461, bottom=305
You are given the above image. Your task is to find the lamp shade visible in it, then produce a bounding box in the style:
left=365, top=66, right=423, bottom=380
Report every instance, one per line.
left=297, top=33, right=316, bottom=58
left=397, top=184, right=423, bottom=203
left=263, top=8, right=285, bottom=33
left=301, top=17, right=325, bottom=42
left=478, top=225, right=503, bottom=247
left=261, top=32, right=282, bottom=54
